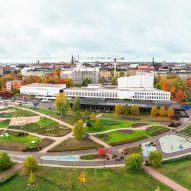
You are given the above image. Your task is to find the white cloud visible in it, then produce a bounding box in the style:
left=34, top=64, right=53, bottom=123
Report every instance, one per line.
left=0, top=0, right=190, bottom=62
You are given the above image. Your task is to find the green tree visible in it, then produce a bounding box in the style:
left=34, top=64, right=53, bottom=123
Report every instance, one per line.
left=151, top=105, right=158, bottom=117
left=90, top=112, right=97, bottom=121
left=0, top=152, right=12, bottom=170
left=23, top=156, right=37, bottom=173
left=94, top=119, right=100, bottom=128
left=115, top=104, right=124, bottom=115
left=149, top=150, right=163, bottom=168
left=119, top=71, right=125, bottom=77
left=125, top=153, right=143, bottom=172
left=28, top=171, right=36, bottom=185
left=131, top=105, right=140, bottom=116
left=83, top=111, right=90, bottom=122
left=158, top=106, right=167, bottom=116
left=72, top=120, right=86, bottom=140
left=82, top=78, right=92, bottom=86
left=123, top=104, right=130, bottom=115
left=74, top=111, right=82, bottom=123
left=55, top=93, right=70, bottom=116
left=112, top=77, right=117, bottom=85
left=73, top=96, right=80, bottom=111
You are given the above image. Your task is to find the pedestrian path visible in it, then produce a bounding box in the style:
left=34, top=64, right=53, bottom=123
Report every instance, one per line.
left=0, top=163, right=22, bottom=183
left=144, top=166, right=189, bottom=191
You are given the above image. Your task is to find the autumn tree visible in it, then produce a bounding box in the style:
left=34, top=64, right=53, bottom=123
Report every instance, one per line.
left=131, top=105, right=140, bottom=116
left=158, top=106, right=167, bottom=116
left=175, top=89, right=185, bottom=102
left=73, top=96, right=80, bottom=111
left=55, top=93, right=70, bottom=116
left=90, top=112, right=97, bottom=121
left=123, top=104, right=131, bottom=115
left=115, top=104, right=124, bottom=115
left=74, top=111, right=83, bottom=123
left=94, top=119, right=100, bottom=128
left=23, top=156, right=37, bottom=173
left=72, top=120, right=86, bottom=140
left=167, top=106, right=175, bottom=118
left=151, top=105, right=158, bottom=117
left=65, top=78, right=75, bottom=87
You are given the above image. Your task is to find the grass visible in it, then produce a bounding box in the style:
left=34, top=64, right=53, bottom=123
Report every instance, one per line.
left=49, top=137, right=100, bottom=152
left=9, top=117, right=71, bottom=137
left=87, top=119, right=135, bottom=133
left=96, top=130, right=149, bottom=145
left=0, top=120, right=10, bottom=128
left=28, top=107, right=74, bottom=125
left=158, top=159, right=191, bottom=190
left=0, top=167, right=172, bottom=191
left=146, top=126, right=170, bottom=136
left=0, top=107, right=37, bottom=118
left=180, top=124, right=191, bottom=136
left=96, top=126, right=169, bottom=145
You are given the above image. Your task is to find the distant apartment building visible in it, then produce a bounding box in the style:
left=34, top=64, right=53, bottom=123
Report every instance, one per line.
left=6, top=80, right=23, bottom=92
left=21, top=67, right=53, bottom=77
left=60, top=65, right=99, bottom=84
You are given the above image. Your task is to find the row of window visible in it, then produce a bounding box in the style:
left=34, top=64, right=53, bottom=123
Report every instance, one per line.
left=65, top=90, right=118, bottom=98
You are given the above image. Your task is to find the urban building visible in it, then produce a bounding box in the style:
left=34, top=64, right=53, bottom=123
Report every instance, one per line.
left=6, top=80, right=23, bottom=92
left=60, top=65, right=99, bottom=84
left=64, top=74, right=170, bottom=101
left=20, top=83, right=66, bottom=98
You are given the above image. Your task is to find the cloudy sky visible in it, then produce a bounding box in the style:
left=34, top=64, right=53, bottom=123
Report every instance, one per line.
left=0, top=0, right=191, bottom=63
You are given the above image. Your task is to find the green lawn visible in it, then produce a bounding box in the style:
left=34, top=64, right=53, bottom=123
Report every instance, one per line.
left=180, top=124, right=191, bottom=136
left=0, top=120, right=10, bottom=128
left=0, top=167, right=172, bottom=191
left=87, top=119, right=135, bottom=133
left=158, top=160, right=191, bottom=190
left=0, top=107, right=37, bottom=118
left=96, top=126, right=169, bottom=145
left=9, top=117, right=71, bottom=137
left=0, top=134, right=42, bottom=145
left=96, top=130, right=148, bottom=145
left=49, top=137, right=100, bottom=152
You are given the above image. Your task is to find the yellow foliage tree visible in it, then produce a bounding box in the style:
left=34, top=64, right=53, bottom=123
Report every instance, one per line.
left=151, top=105, right=158, bottom=117
left=167, top=106, right=175, bottom=118
left=115, top=104, right=124, bottom=115
left=158, top=106, right=167, bottom=116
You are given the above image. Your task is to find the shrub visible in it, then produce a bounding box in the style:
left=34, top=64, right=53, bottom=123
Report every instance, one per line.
left=23, top=156, right=37, bottom=173
left=146, top=126, right=169, bottom=136
left=149, top=150, right=163, bottom=168
left=0, top=152, right=12, bottom=170
left=163, top=154, right=191, bottom=164
left=125, top=153, right=143, bottom=172
left=28, top=171, right=36, bottom=185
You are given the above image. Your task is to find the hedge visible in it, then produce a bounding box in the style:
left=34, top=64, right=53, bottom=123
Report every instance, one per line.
left=163, top=154, right=191, bottom=164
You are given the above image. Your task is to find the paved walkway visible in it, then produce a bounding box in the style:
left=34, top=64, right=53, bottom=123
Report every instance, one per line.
left=0, top=163, right=22, bottom=182
left=88, top=134, right=111, bottom=148
left=144, top=166, right=189, bottom=191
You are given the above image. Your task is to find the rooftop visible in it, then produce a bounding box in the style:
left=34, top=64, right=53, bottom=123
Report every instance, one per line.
left=21, top=83, right=66, bottom=88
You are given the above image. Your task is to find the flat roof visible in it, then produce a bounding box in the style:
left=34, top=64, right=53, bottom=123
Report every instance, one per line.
left=21, top=83, right=66, bottom=88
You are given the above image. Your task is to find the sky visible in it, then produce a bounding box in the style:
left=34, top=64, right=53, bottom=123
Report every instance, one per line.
left=0, top=0, right=191, bottom=63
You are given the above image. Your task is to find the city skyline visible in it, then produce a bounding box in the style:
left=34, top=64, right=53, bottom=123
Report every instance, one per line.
left=0, top=0, right=191, bottom=62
